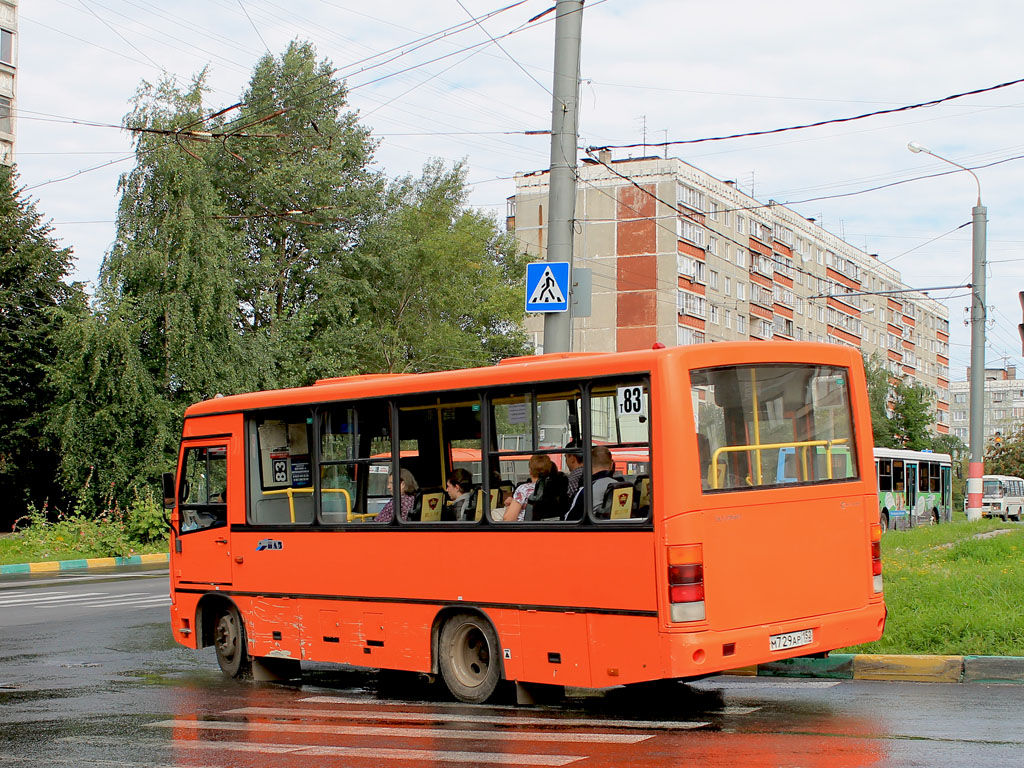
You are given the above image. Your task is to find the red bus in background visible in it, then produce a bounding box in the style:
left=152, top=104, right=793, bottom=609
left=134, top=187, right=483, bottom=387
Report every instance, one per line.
left=166, top=342, right=884, bottom=702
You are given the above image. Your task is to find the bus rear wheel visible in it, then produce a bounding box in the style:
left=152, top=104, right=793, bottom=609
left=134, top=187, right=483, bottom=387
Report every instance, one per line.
left=214, top=604, right=252, bottom=679
left=439, top=613, right=501, bottom=703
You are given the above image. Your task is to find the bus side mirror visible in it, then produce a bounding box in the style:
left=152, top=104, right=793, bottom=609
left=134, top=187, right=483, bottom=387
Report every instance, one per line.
left=162, top=472, right=176, bottom=509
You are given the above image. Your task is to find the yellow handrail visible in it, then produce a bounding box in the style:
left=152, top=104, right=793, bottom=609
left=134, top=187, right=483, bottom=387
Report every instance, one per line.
left=711, top=438, right=849, bottom=489
left=263, top=487, right=352, bottom=522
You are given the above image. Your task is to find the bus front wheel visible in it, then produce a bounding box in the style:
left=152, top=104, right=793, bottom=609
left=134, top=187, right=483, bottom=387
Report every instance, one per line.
left=439, top=613, right=501, bottom=703
left=214, top=604, right=252, bottom=679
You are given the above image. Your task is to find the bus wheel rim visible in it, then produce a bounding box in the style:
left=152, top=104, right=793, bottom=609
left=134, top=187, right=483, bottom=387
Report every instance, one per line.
left=216, top=613, right=240, bottom=662
left=451, top=624, right=490, bottom=686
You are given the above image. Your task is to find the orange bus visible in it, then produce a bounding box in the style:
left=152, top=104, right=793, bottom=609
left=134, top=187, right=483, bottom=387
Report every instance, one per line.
left=165, top=341, right=885, bottom=702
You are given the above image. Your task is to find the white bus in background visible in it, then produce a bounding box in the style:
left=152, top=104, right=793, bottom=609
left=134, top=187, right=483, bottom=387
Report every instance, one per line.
left=981, top=475, right=1024, bottom=522
left=873, top=448, right=953, bottom=531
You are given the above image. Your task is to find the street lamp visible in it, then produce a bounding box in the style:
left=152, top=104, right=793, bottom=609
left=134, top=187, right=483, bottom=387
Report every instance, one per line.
left=908, top=141, right=987, bottom=522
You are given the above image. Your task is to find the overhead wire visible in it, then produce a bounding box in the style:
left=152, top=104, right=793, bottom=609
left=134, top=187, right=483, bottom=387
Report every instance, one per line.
left=587, top=74, right=1024, bottom=153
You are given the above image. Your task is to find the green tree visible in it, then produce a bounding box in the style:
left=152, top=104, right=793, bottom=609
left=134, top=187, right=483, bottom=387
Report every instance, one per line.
left=48, top=301, right=176, bottom=506
left=352, top=160, right=530, bottom=372
left=104, top=71, right=246, bottom=403
left=213, top=40, right=383, bottom=388
left=862, top=353, right=896, bottom=447
left=891, top=381, right=935, bottom=450
left=0, top=166, right=83, bottom=526
left=984, top=423, right=1024, bottom=476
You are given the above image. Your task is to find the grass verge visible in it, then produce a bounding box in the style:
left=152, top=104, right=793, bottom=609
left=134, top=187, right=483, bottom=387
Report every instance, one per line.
left=841, top=518, right=1024, bottom=656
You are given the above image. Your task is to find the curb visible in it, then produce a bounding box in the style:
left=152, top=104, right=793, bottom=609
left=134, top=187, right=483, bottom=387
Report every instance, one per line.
left=727, top=653, right=1024, bottom=684
left=0, top=552, right=169, bottom=575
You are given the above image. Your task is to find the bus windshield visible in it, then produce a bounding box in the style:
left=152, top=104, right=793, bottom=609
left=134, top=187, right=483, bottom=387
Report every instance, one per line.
left=983, top=479, right=1002, bottom=497
left=692, top=363, right=858, bottom=491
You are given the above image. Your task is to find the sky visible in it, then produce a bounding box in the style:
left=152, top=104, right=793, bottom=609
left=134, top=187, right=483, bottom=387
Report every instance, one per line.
left=16, top=0, right=1024, bottom=381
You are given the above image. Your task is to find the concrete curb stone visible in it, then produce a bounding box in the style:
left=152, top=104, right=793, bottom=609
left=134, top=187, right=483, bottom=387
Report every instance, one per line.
left=0, top=552, right=169, bottom=575
left=729, top=653, right=1024, bottom=684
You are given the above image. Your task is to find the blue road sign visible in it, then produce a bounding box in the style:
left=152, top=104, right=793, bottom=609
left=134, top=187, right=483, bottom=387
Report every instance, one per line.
left=525, top=261, right=570, bottom=313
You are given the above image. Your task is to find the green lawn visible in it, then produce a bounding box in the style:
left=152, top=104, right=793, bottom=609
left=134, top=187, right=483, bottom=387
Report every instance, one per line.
left=841, top=519, right=1024, bottom=656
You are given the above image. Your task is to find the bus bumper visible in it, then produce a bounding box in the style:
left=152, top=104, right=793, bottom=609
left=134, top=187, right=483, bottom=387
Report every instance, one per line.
left=661, top=601, right=887, bottom=680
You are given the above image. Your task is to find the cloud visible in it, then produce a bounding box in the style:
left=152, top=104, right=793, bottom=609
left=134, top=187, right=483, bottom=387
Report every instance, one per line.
left=17, top=0, right=1024, bottom=376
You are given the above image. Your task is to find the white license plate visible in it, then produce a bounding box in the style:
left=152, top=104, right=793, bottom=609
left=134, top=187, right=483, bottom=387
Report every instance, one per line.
left=769, top=628, right=814, bottom=652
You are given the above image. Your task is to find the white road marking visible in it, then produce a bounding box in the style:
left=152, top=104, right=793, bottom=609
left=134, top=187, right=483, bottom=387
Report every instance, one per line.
left=148, top=718, right=653, bottom=743
left=169, top=738, right=583, bottom=765
left=0, top=592, right=105, bottom=606
left=230, top=705, right=709, bottom=730
left=691, top=678, right=843, bottom=690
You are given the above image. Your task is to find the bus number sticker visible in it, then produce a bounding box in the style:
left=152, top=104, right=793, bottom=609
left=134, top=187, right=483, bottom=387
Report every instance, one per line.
left=617, top=386, right=646, bottom=418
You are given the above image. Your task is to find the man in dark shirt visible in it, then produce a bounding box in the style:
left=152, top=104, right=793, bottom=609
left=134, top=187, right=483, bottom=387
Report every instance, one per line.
left=564, top=446, right=619, bottom=520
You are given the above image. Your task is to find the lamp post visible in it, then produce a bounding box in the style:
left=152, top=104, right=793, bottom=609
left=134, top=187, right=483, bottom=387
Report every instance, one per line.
left=908, top=141, right=986, bottom=522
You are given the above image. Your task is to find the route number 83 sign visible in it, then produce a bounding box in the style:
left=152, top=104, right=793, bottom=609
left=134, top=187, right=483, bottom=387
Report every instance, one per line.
left=616, top=385, right=647, bottom=418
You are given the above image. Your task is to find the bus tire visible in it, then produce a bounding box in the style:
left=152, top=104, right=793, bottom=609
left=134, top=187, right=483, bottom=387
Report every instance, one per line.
left=438, top=612, right=501, bottom=703
left=880, top=511, right=889, bottom=533
left=213, top=604, right=252, bottom=679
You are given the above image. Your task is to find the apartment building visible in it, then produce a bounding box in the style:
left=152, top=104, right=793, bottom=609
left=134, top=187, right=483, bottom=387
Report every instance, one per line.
left=950, top=367, right=1024, bottom=445
left=0, top=1, right=15, bottom=165
left=508, top=155, right=951, bottom=434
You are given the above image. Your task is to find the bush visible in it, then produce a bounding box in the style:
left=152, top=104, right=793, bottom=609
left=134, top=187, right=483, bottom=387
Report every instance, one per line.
left=0, top=480, right=169, bottom=565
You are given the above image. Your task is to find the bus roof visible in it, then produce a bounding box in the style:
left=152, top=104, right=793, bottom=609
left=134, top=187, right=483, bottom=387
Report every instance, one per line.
left=872, top=447, right=952, bottom=463
left=872, top=450, right=950, bottom=462
left=184, top=341, right=866, bottom=419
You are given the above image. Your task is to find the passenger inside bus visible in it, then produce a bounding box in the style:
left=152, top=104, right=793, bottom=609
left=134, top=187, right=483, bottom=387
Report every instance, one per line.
left=564, top=442, right=584, bottom=498
left=503, top=454, right=555, bottom=522
left=377, top=468, right=418, bottom=523
left=445, top=468, right=473, bottom=520
left=565, top=446, right=622, bottom=520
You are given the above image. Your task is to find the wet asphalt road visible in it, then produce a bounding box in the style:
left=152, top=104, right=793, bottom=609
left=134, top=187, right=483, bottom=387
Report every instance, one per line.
left=1, top=569, right=1023, bottom=767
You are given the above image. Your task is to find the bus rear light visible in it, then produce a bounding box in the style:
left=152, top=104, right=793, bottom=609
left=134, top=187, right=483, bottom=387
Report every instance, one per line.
left=869, top=524, right=883, bottom=593
left=668, top=545, right=705, bottom=622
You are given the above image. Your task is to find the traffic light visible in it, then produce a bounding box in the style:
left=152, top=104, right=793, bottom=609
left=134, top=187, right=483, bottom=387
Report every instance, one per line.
left=1019, top=291, right=1024, bottom=355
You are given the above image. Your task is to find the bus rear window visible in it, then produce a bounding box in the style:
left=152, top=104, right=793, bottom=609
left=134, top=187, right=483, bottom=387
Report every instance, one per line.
left=691, top=364, right=858, bottom=492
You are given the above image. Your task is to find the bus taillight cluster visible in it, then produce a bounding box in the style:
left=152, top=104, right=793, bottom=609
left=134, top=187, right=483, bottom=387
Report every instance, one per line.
left=668, top=544, right=705, bottom=622
left=870, top=524, right=883, bottom=593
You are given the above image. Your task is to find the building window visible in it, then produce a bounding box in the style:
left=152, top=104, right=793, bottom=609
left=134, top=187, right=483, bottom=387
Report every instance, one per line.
left=0, top=97, right=10, bottom=135
left=735, top=215, right=745, bottom=235
left=736, top=282, right=746, bottom=301
left=724, top=276, right=731, bottom=296
left=736, top=315, right=747, bottom=334
left=724, top=309, right=732, bottom=329
left=708, top=236, right=718, bottom=255
left=735, top=248, right=747, bottom=268
left=0, top=30, right=12, bottom=67
left=709, top=304, right=720, bottom=324
left=709, top=270, right=719, bottom=290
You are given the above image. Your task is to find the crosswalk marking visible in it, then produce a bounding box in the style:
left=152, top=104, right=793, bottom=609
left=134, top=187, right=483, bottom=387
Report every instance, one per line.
left=229, top=705, right=710, bottom=731
left=0, top=591, right=105, bottom=605
left=104, top=737, right=582, bottom=766
left=148, top=718, right=653, bottom=743
left=0, top=591, right=168, bottom=609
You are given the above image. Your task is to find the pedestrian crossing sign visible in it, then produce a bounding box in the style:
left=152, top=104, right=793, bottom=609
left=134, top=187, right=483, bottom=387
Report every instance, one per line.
left=525, top=261, right=570, bottom=313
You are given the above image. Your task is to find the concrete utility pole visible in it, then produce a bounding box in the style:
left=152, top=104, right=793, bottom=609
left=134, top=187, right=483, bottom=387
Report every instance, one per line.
left=908, top=142, right=986, bottom=522
left=542, top=0, right=583, bottom=355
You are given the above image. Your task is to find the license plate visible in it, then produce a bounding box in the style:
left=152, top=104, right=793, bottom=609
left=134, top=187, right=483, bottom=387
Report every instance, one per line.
left=769, top=628, right=814, bottom=652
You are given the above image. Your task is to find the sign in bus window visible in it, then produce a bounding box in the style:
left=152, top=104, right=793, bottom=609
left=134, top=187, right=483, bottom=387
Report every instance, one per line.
left=692, top=364, right=858, bottom=491
left=249, top=413, right=315, bottom=525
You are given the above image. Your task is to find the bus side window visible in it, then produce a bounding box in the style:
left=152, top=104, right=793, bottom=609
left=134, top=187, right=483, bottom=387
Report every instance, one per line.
left=878, top=460, right=892, bottom=492
left=319, top=401, right=393, bottom=524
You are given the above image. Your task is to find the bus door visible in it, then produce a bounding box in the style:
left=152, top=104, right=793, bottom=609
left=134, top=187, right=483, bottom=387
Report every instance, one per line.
left=940, top=465, right=951, bottom=520
left=905, top=463, right=918, bottom=525
left=173, top=441, right=233, bottom=585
